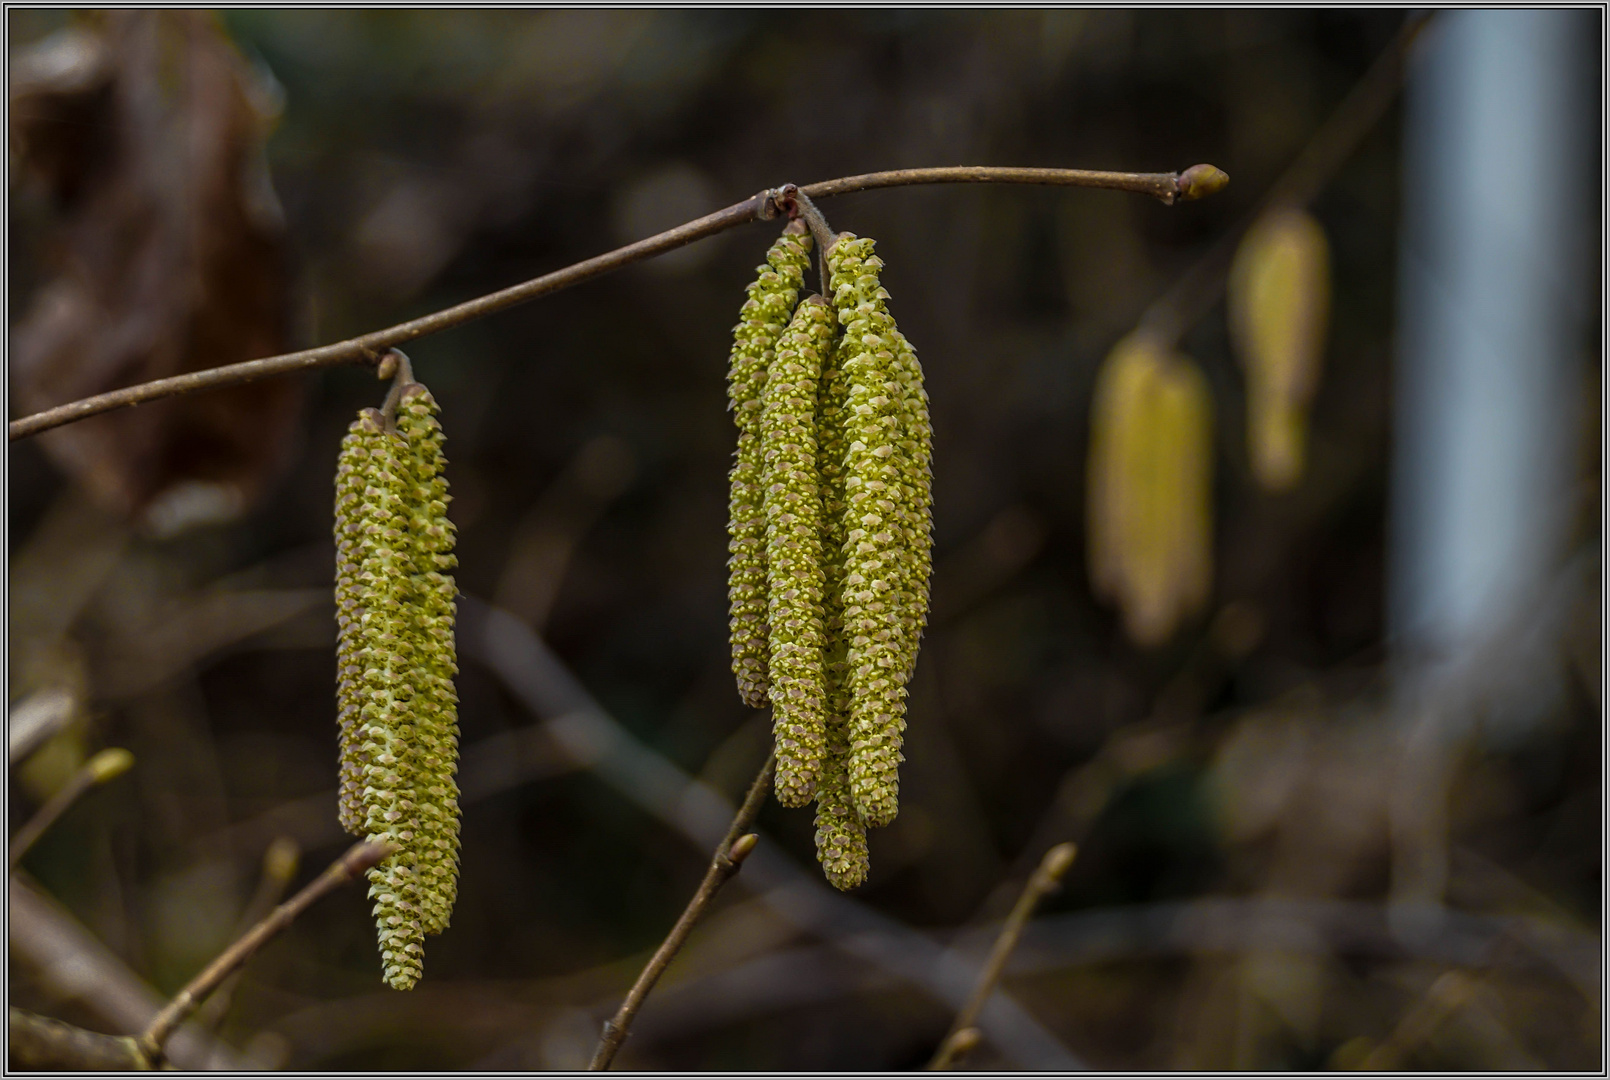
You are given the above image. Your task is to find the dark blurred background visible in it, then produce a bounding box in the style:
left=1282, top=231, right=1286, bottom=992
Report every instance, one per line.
left=8, top=9, right=1601, bottom=1071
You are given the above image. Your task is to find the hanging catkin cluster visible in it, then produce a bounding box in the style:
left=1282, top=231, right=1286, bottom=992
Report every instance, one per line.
left=726, top=222, right=933, bottom=890
left=333, top=381, right=461, bottom=989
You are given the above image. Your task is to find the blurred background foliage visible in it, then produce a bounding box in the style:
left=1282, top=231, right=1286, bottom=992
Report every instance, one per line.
left=8, top=9, right=1600, bottom=1071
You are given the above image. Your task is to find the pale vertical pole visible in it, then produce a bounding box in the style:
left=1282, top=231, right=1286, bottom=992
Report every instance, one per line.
left=1388, top=10, right=1594, bottom=932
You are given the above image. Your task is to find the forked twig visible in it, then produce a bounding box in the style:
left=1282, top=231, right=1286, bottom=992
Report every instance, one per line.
left=137, top=839, right=392, bottom=1066
left=928, top=842, right=1079, bottom=1070
left=9, top=164, right=1225, bottom=442
left=587, top=752, right=776, bottom=1070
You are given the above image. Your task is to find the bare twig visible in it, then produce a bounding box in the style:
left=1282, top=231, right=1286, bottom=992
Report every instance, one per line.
left=9, top=1007, right=151, bottom=1071
left=137, top=839, right=391, bottom=1066
left=462, top=598, right=1085, bottom=1069
left=1139, top=13, right=1431, bottom=346
left=9, top=872, right=244, bottom=1069
left=9, top=164, right=1225, bottom=442
left=9, top=749, right=134, bottom=870
left=588, top=754, right=775, bottom=1070
left=928, top=842, right=1079, bottom=1070
left=194, top=837, right=302, bottom=1033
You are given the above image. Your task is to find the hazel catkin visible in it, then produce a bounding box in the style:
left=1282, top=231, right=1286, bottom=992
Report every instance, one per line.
left=826, top=233, right=923, bottom=829
left=728, top=223, right=814, bottom=709
left=761, top=295, right=836, bottom=807
left=334, top=409, right=387, bottom=835
left=338, top=382, right=461, bottom=990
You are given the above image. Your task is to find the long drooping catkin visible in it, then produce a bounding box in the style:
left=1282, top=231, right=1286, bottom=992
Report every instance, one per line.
left=353, top=424, right=427, bottom=989
left=813, top=336, right=870, bottom=889
left=728, top=224, right=814, bottom=709
left=394, top=385, right=461, bottom=937
left=334, top=409, right=387, bottom=835
left=826, top=233, right=916, bottom=829
left=761, top=296, right=835, bottom=807
left=339, top=382, right=461, bottom=990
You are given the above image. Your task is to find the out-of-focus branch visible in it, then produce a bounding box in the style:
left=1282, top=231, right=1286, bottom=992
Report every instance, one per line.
left=8, top=1007, right=151, bottom=1071
left=137, top=840, right=392, bottom=1066
left=8, top=873, right=244, bottom=1069
left=1139, top=13, right=1432, bottom=347
left=460, top=597, right=1087, bottom=1070
left=8, top=687, right=76, bottom=765
left=194, top=837, right=302, bottom=1033
left=929, top=843, right=1078, bottom=1070
left=9, top=163, right=1226, bottom=442
left=9, top=749, right=134, bottom=869
left=588, top=756, right=774, bottom=1070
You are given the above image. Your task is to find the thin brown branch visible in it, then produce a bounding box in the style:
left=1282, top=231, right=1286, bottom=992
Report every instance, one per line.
left=927, top=842, right=1079, bottom=1070
left=9, top=872, right=244, bottom=1069
left=587, top=752, right=776, bottom=1071
left=137, top=839, right=392, bottom=1066
left=1139, top=12, right=1431, bottom=347
left=194, top=837, right=302, bottom=1034
left=9, top=748, right=134, bottom=870
left=9, top=1007, right=151, bottom=1071
left=9, top=164, right=1224, bottom=442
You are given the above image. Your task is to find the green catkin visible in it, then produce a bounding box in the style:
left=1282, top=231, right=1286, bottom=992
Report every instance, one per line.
left=394, top=385, right=461, bottom=937
left=354, top=425, right=426, bottom=989
left=345, top=383, right=461, bottom=990
left=826, top=234, right=918, bottom=829
left=761, top=296, right=835, bottom=807
left=891, top=328, right=933, bottom=681
left=334, top=409, right=387, bottom=835
left=728, top=224, right=814, bottom=709
left=813, top=336, right=871, bottom=889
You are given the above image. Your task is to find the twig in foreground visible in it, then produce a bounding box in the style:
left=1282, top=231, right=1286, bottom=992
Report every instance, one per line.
left=9, top=1007, right=151, bottom=1071
left=928, top=842, right=1079, bottom=1070
left=137, top=839, right=392, bottom=1066
left=9, top=748, right=134, bottom=870
left=9, top=164, right=1226, bottom=442
left=587, top=752, right=775, bottom=1071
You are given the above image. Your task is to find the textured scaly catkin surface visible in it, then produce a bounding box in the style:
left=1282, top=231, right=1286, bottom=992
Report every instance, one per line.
left=346, top=384, right=461, bottom=989
left=813, top=336, right=870, bottom=889
left=890, top=328, right=932, bottom=682
left=353, top=423, right=427, bottom=989
left=728, top=226, right=813, bottom=709
left=334, top=409, right=387, bottom=835
left=827, top=234, right=914, bottom=829
left=761, top=296, right=835, bottom=807
left=395, top=385, right=461, bottom=937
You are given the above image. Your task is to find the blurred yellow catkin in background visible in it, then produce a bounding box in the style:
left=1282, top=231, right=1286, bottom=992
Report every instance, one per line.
left=1226, top=208, right=1331, bottom=491
left=1087, top=332, right=1214, bottom=646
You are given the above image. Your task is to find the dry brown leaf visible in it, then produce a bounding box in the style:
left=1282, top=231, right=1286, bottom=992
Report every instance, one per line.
left=10, top=12, right=298, bottom=536
left=1226, top=207, right=1331, bottom=491
left=1087, top=332, right=1215, bottom=646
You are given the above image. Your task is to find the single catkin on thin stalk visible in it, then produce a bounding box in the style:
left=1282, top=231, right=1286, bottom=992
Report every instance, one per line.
left=344, top=381, right=461, bottom=990
left=826, top=233, right=920, bottom=829
left=813, top=337, right=871, bottom=889
left=761, top=295, right=836, bottom=807
left=728, top=222, right=814, bottom=709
